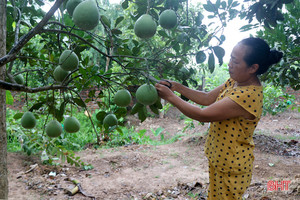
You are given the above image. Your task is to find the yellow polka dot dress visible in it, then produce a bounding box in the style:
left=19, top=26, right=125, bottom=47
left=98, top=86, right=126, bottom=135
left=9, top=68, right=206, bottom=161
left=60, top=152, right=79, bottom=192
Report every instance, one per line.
left=205, top=78, right=263, bottom=200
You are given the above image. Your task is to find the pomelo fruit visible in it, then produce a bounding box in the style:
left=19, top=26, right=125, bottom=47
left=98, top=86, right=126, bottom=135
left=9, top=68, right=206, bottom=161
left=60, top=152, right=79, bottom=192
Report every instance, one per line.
left=66, top=0, right=82, bottom=16
left=134, top=14, right=157, bottom=39
left=136, top=84, right=158, bottom=106
left=53, top=66, right=69, bottom=82
left=114, top=89, right=132, bottom=107
left=72, top=0, right=100, bottom=30
left=103, top=114, right=118, bottom=127
left=64, top=116, right=80, bottom=133
left=14, top=74, right=24, bottom=85
left=59, top=50, right=79, bottom=71
left=159, top=9, right=177, bottom=29
left=46, top=120, right=63, bottom=138
left=21, top=112, right=36, bottom=129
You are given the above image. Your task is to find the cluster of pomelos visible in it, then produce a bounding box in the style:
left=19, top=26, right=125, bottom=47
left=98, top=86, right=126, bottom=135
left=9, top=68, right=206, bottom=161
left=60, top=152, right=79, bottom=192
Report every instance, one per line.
left=19, top=0, right=176, bottom=138
left=20, top=83, right=159, bottom=137
left=134, top=9, right=178, bottom=39
left=20, top=111, right=80, bottom=137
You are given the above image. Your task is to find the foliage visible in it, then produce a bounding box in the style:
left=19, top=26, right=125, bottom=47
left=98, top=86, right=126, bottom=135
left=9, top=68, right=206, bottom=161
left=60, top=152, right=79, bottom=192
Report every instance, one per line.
left=256, top=1, right=299, bottom=90
left=6, top=107, right=96, bottom=167
left=2, top=0, right=298, bottom=172
left=203, top=63, right=229, bottom=91
left=240, top=0, right=293, bottom=29
left=262, top=84, right=295, bottom=115
left=238, top=0, right=299, bottom=90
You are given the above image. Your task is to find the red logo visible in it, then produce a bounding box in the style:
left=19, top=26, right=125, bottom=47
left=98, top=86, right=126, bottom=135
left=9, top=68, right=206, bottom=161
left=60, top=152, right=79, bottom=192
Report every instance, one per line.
left=267, top=180, right=291, bottom=191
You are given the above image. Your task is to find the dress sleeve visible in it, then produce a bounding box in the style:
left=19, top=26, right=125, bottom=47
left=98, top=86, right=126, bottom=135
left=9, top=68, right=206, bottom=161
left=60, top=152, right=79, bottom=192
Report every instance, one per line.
left=228, top=87, right=263, bottom=118
left=219, top=78, right=234, bottom=94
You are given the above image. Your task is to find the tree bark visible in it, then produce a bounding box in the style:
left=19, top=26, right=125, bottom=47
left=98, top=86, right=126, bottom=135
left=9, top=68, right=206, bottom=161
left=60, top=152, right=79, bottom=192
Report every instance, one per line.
left=0, top=0, right=8, bottom=199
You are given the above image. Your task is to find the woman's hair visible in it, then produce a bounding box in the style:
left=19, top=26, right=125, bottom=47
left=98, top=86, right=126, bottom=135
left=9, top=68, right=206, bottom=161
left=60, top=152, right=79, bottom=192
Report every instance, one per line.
left=239, top=37, right=283, bottom=75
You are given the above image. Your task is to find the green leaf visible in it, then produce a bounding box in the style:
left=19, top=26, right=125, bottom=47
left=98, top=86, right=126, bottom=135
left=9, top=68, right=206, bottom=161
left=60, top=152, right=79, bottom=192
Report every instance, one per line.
left=111, top=29, right=122, bottom=35
left=196, top=51, right=206, bottom=64
left=121, top=0, right=128, bottom=9
left=221, top=1, right=226, bottom=9
left=96, top=111, right=106, bottom=123
left=13, top=113, right=23, bottom=120
left=208, top=53, right=215, bottom=73
left=231, top=1, right=239, bottom=7
left=239, top=24, right=255, bottom=32
left=6, top=90, right=14, bottom=105
left=290, top=68, right=298, bottom=79
left=137, top=105, right=147, bottom=122
left=115, top=107, right=127, bottom=118
left=115, top=16, right=124, bottom=27
left=57, top=103, right=66, bottom=121
left=100, top=15, right=111, bottom=28
left=73, top=98, right=86, bottom=107
left=29, top=102, right=45, bottom=112
left=149, top=104, right=159, bottom=115
left=131, top=102, right=143, bottom=115
left=154, top=98, right=163, bottom=109
left=158, top=30, right=168, bottom=38
left=212, top=46, right=225, bottom=66
left=203, top=1, right=215, bottom=13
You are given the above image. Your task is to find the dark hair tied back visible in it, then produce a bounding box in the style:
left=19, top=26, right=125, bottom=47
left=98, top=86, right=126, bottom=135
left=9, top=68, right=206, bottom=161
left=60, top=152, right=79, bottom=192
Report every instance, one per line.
left=239, top=37, right=283, bottom=75
left=268, top=50, right=283, bottom=66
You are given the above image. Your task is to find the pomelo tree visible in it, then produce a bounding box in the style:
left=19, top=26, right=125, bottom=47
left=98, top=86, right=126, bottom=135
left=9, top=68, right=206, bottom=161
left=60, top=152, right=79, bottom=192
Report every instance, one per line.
left=0, top=0, right=296, bottom=198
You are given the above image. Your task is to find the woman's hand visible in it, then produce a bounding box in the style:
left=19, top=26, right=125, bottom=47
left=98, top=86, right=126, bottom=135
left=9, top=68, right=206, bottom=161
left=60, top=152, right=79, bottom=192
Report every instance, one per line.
left=155, top=82, right=175, bottom=101
left=158, top=80, right=178, bottom=92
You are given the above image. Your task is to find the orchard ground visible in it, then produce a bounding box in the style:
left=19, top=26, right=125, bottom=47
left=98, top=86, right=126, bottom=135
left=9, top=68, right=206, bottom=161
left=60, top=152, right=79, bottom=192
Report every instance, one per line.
left=7, top=108, right=300, bottom=200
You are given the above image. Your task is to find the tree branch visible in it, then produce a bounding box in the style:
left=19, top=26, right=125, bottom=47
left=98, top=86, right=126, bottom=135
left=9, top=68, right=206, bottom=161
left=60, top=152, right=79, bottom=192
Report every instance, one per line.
left=40, top=28, right=130, bottom=75
left=0, top=80, right=71, bottom=93
left=8, top=7, right=22, bottom=74
left=41, top=28, right=111, bottom=59
left=0, top=0, right=64, bottom=67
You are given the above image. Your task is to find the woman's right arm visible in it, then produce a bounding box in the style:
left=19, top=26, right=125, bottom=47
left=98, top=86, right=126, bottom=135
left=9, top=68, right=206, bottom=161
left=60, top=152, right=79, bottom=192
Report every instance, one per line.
left=167, top=81, right=224, bottom=106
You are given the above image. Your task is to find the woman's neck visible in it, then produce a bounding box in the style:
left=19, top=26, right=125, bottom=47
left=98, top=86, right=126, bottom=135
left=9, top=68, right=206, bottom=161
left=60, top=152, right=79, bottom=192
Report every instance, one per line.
left=235, top=76, right=261, bottom=87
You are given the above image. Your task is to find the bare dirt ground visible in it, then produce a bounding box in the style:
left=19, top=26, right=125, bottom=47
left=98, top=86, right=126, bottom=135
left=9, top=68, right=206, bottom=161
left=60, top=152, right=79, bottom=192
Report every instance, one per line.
left=7, top=109, right=300, bottom=200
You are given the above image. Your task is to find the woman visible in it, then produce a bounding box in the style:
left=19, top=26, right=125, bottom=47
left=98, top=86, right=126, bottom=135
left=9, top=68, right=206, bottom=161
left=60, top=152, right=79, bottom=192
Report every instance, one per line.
left=155, top=37, right=283, bottom=200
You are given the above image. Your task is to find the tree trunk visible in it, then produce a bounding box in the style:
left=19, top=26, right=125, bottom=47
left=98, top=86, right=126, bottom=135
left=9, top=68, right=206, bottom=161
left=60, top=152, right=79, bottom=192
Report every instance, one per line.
left=0, top=0, right=8, bottom=199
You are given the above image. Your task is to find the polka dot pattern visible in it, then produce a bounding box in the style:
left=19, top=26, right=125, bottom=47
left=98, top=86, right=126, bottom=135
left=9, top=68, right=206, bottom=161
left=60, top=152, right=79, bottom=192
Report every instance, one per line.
left=205, top=78, right=263, bottom=199
left=207, top=163, right=252, bottom=200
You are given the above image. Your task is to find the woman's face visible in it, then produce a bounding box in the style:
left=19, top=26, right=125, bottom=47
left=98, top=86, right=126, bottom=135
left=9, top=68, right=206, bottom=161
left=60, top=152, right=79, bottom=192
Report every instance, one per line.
left=228, top=44, right=255, bottom=83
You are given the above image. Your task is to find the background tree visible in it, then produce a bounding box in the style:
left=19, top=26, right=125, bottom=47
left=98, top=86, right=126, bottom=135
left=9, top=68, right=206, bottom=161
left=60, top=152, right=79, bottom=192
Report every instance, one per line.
left=0, top=0, right=296, bottom=199
left=256, top=1, right=299, bottom=90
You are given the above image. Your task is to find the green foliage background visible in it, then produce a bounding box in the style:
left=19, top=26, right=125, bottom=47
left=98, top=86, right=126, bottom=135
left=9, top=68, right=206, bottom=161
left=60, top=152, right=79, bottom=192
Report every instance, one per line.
left=2, top=0, right=298, bottom=168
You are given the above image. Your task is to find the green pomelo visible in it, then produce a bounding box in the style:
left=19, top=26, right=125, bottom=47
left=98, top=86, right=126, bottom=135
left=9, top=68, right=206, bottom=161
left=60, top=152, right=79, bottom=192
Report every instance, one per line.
left=53, top=66, right=69, bottom=82
left=14, top=74, right=24, bottom=85
left=73, top=0, right=100, bottom=30
left=21, top=112, right=36, bottom=129
left=159, top=9, right=177, bottom=29
left=114, top=89, right=132, bottom=107
left=103, top=114, right=118, bottom=127
left=134, top=14, right=157, bottom=39
left=136, top=84, right=158, bottom=106
left=46, top=120, right=63, bottom=138
left=64, top=117, right=80, bottom=133
left=59, top=50, right=79, bottom=71
left=66, top=0, right=82, bottom=16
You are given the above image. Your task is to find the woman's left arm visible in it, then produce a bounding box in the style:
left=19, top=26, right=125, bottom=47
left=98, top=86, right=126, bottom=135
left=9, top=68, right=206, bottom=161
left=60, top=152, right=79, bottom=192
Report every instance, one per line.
left=155, top=84, right=255, bottom=122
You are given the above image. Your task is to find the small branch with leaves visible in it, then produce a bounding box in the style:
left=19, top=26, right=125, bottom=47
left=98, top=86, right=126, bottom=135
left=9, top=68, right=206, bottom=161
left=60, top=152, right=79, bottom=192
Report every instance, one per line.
left=0, top=0, right=64, bottom=68
left=0, top=80, right=72, bottom=93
